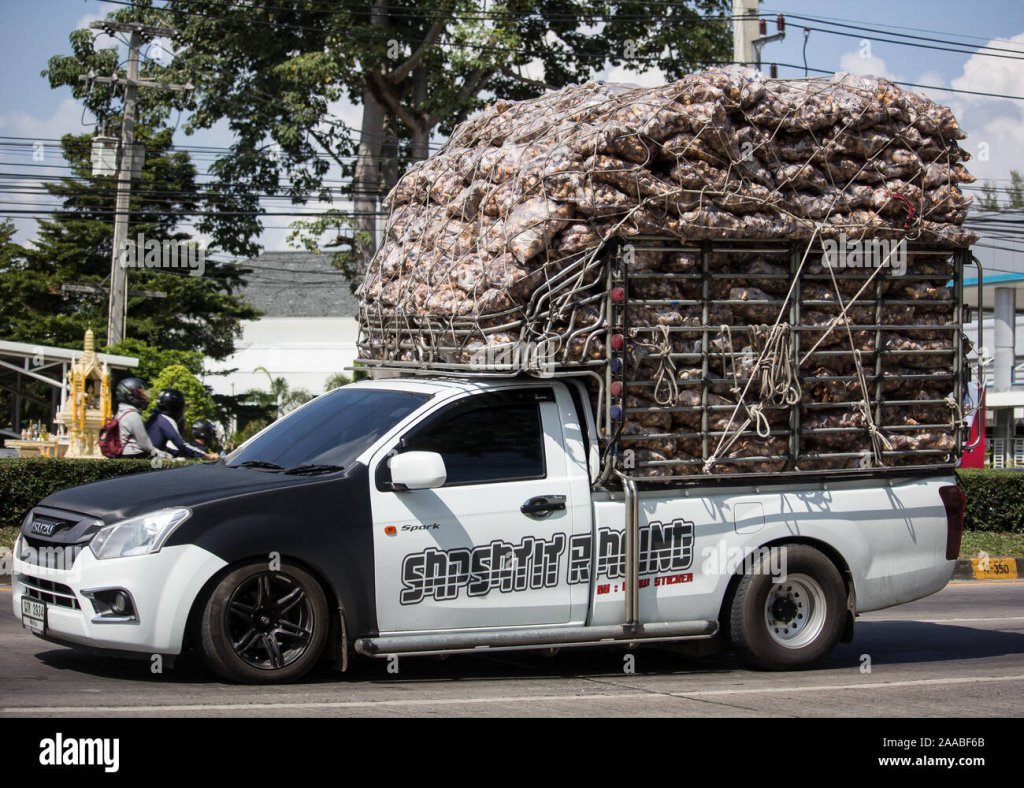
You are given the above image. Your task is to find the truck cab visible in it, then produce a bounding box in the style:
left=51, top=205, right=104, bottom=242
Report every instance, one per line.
left=13, top=376, right=963, bottom=683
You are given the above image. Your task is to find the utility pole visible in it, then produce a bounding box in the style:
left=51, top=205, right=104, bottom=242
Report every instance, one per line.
left=732, top=0, right=786, bottom=73
left=732, top=0, right=761, bottom=66
left=79, top=21, right=191, bottom=346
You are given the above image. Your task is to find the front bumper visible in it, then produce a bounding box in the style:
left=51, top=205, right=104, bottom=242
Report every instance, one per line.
left=12, top=542, right=227, bottom=655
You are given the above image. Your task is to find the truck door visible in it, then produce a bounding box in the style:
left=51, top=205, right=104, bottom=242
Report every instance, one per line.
left=368, top=387, right=581, bottom=633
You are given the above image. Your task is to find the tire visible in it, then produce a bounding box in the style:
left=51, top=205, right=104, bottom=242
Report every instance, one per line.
left=200, top=560, right=329, bottom=683
left=728, top=545, right=846, bottom=670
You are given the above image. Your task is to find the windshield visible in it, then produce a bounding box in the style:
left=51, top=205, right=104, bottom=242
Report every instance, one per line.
left=226, top=387, right=429, bottom=471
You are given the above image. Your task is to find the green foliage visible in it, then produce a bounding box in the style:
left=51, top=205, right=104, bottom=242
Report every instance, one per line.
left=0, top=457, right=197, bottom=539
left=956, top=469, right=1024, bottom=533
left=2, top=128, right=258, bottom=358
left=106, top=338, right=204, bottom=383
left=1007, top=170, right=1024, bottom=209
left=140, top=1, right=731, bottom=267
left=324, top=364, right=369, bottom=391
left=227, top=419, right=270, bottom=452
left=960, top=530, right=1024, bottom=559
left=977, top=182, right=1001, bottom=211
left=252, top=367, right=315, bottom=417
left=287, top=211, right=372, bottom=295
left=324, top=372, right=353, bottom=391
left=973, top=170, right=1024, bottom=211
left=146, top=364, right=218, bottom=434
left=30, top=16, right=259, bottom=356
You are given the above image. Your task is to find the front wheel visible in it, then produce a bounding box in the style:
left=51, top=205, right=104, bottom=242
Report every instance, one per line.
left=200, top=561, right=329, bottom=683
left=728, top=545, right=847, bottom=670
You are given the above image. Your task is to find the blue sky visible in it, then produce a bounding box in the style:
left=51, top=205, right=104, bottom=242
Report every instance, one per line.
left=2, top=0, right=1024, bottom=260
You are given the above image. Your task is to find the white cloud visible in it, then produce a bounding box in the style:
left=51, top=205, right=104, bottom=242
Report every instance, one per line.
left=952, top=34, right=1024, bottom=98
left=0, top=99, right=99, bottom=244
left=603, top=65, right=667, bottom=88
left=75, top=13, right=118, bottom=49
left=0, top=97, right=93, bottom=140
left=943, top=33, right=1024, bottom=184
left=912, top=71, right=949, bottom=104
left=837, top=50, right=899, bottom=81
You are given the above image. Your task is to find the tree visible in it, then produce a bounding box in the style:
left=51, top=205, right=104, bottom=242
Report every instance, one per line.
left=123, top=0, right=731, bottom=278
left=253, top=366, right=315, bottom=418
left=146, top=363, right=218, bottom=436
left=971, top=171, right=1024, bottom=212
left=37, top=17, right=260, bottom=357
left=324, top=372, right=352, bottom=391
left=977, top=182, right=1001, bottom=211
left=10, top=129, right=258, bottom=358
left=1007, top=170, right=1024, bottom=209
left=0, top=222, right=50, bottom=430
left=226, top=418, right=270, bottom=452
left=106, top=338, right=204, bottom=383
left=0, top=221, right=35, bottom=341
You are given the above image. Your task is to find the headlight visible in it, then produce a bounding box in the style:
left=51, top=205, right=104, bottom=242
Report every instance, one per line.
left=89, top=508, right=191, bottom=560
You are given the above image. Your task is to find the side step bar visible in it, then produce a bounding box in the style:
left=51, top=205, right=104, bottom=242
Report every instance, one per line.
left=355, top=620, right=718, bottom=658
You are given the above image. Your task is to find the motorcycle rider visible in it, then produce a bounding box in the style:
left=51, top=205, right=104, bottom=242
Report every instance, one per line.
left=190, top=419, right=223, bottom=457
left=114, top=377, right=171, bottom=459
left=146, top=388, right=217, bottom=460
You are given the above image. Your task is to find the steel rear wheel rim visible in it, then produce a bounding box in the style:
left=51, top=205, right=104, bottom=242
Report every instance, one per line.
left=225, top=572, right=315, bottom=670
left=763, top=573, right=827, bottom=649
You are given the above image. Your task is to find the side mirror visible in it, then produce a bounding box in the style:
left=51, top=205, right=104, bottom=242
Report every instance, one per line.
left=389, top=451, right=447, bottom=490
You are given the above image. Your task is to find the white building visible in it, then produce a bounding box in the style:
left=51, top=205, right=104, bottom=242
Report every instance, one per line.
left=205, top=252, right=360, bottom=399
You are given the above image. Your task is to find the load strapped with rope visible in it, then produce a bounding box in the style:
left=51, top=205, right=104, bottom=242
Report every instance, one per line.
left=357, top=66, right=979, bottom=481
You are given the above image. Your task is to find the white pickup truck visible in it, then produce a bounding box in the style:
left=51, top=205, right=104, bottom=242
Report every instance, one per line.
left=12, top=375, right=964, bottom=683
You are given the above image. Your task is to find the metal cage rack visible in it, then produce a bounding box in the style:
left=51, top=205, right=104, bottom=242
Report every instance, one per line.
left=356, top=237, right=977, bottom=485
left=603, top=238, right=976, bottom=482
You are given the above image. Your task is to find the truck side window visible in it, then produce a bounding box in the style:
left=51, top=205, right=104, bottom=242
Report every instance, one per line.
left=403, top=402, right=546, bottom=486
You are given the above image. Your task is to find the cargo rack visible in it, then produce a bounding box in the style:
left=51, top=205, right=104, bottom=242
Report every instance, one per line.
left=357, top=238, right=981, bottom=485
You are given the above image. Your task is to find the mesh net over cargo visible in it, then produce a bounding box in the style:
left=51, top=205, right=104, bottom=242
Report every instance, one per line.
left=356, top=66, right=977, bottom=480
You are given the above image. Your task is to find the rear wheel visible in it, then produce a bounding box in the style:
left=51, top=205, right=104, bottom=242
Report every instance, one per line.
left=728, top=545, right=846, bottom=670
left=200, top=561, right=328, bottom=683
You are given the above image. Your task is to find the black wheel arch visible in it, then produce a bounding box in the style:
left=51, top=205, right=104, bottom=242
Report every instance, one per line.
left=183, top=553, right=352, bottom=667
left=171, top=462, right=377, bottom=656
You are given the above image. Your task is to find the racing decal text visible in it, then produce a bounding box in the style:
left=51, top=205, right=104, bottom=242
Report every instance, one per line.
left=400, top=519, right=694, bottom=603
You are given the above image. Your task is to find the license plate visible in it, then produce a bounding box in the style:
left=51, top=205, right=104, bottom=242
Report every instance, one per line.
left=21, top=598, right=46, bottom=635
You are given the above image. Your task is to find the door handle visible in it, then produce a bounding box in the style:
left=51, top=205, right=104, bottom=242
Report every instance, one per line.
left=521, top=495, right=567, bottom=519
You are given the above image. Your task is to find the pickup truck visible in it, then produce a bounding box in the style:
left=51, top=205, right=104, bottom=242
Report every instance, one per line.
left=12, top=375, right=964, bottom=683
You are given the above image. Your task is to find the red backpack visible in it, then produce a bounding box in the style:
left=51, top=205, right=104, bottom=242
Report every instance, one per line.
left=98, top=415, right=123, bottom=458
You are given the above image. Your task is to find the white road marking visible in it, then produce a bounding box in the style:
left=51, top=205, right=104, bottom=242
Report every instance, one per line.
left=865, top=615, right=1024, bottom=624
left=6, top=674, right=1024, bottom=714
left=674, top=674, right=1024, bottom=697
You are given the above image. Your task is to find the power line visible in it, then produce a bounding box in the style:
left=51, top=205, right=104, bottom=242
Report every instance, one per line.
left=778, top=13, right=1024, bottom=58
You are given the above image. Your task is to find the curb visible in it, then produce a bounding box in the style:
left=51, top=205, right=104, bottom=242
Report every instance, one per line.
left=953, top=557, right=1022, bottom=580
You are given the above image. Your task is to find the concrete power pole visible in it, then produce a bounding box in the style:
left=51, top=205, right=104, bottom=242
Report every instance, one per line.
left=80, top=21, right=190, bottom=346
left=732, top=0, right=761, bottom=66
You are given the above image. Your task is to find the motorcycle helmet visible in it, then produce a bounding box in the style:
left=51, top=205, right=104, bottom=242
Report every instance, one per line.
left=115, top=377, right=150, bottom=409
left=191, top=419, right=216, bottom=444
left=156, top=388, right=186, bottom=420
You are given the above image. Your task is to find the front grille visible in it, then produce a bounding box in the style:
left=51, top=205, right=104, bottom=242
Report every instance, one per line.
left=27, top=513, right=76, bottom=538
left=20, top=575, right=81, bottom=610
left=19, top=537, right=85, bottom=570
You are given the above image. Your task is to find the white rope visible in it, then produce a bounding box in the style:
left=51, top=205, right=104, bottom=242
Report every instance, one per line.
left=630, top=324, right=679, bottom=406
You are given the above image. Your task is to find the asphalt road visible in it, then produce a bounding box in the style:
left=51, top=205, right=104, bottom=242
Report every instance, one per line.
left=0, top=580, right=1021, bottom=718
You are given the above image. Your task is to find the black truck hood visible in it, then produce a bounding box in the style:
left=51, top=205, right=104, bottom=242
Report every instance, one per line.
left=36, top=463, right=337, bottom=523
